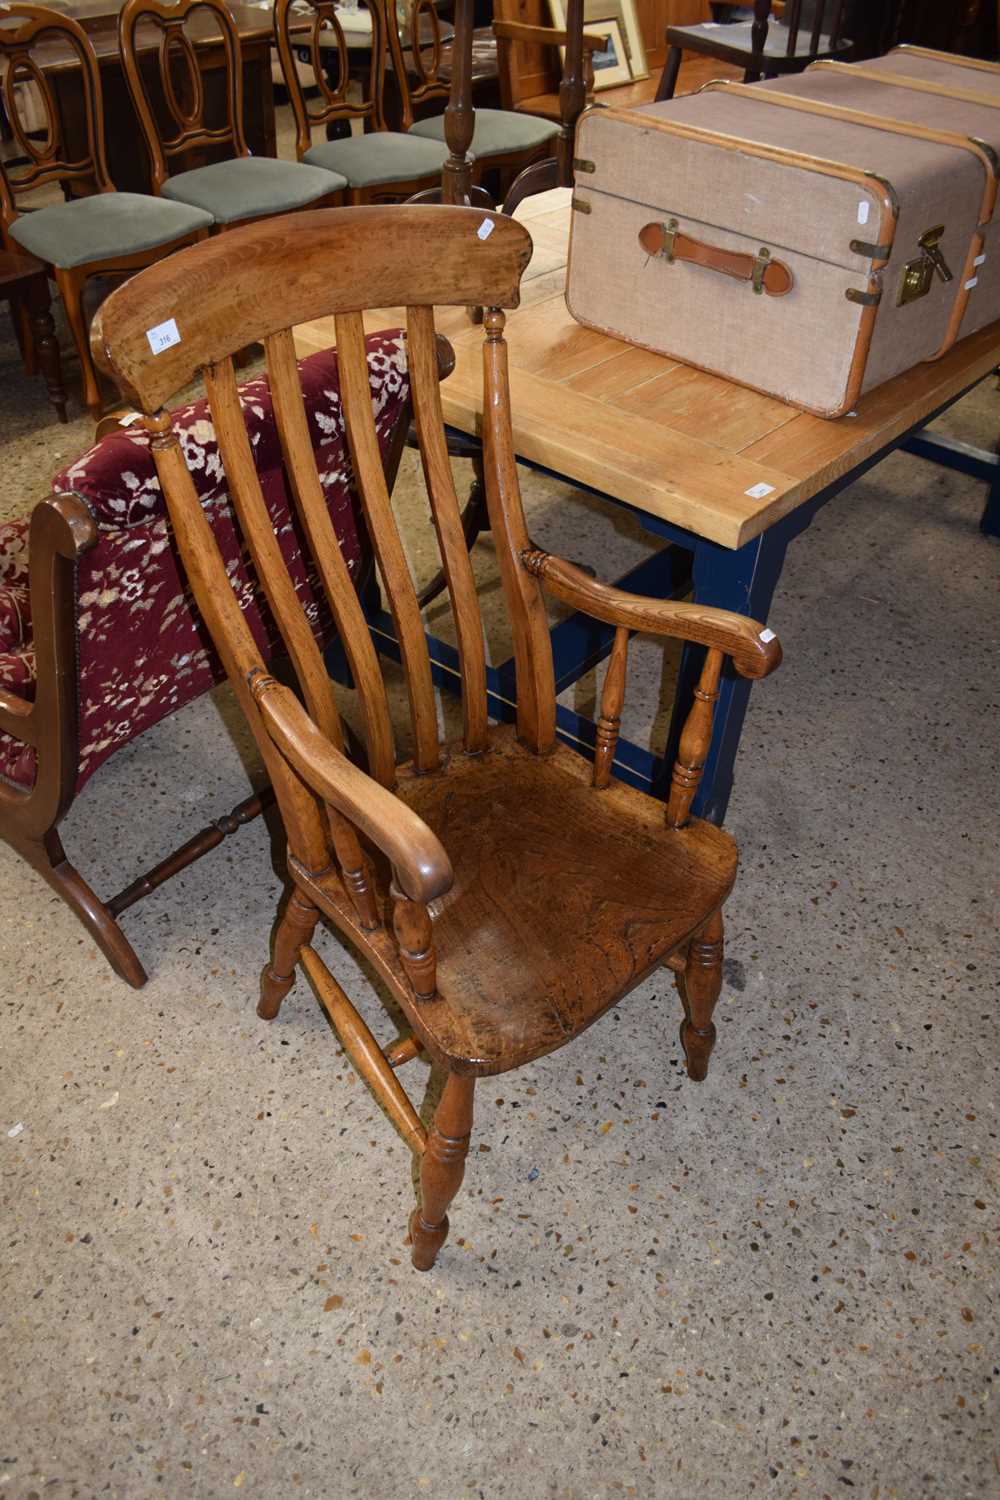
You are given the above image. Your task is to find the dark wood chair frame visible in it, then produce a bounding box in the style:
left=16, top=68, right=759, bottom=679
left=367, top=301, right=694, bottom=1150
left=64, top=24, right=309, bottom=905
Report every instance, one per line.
left=657, top=0, right=853, bottom=101
left=91, top=204, right=782, bottom=1269
left=0, top=3, right=208, bottom=416
left=0, top=405, right=417, bottom=990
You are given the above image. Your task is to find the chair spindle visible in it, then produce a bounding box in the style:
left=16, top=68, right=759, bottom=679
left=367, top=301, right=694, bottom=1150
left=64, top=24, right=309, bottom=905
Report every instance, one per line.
left=482, top=309, right=557, bottom=755
left=593, top=625, right=628, bottom=789
left=391, top=877, right=438, bottom=1000
left=203, top=358, right=346, bottom=750
left=264, top=326, right=397, bottom=788
left=665, top=647, right=723, bottom=828
left=335, top=310, right=441, bottom=773
left=144, top=414, right=332, bottom=875
left=406, top=304, right=488, bottom=754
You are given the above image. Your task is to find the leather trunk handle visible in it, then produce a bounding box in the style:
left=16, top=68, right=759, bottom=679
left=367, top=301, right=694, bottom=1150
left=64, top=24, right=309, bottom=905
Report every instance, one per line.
left=640, top=220, right=794, bottom=297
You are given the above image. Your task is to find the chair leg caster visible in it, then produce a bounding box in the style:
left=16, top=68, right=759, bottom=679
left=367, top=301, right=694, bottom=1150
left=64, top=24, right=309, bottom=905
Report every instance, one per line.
left=681, top=1020, right=716, bottom=1082
left=409, top=1207, right=449, bottom=1271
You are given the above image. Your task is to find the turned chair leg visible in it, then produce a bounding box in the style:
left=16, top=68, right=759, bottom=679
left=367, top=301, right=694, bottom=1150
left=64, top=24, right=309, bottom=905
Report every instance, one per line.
left=259, top=885, right=320, bottom=1019
left=680, top=907, right=724, bottom=1082
left=410, top=1071, right=475, bottom=1271
left=54, top=266, right=103, bottom=418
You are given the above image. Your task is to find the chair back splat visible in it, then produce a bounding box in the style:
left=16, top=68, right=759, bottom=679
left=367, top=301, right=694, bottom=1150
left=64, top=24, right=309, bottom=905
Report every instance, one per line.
left=0, top=4, right=114, bottom=221
left=91, top=204, right=783, bottom=1272
left=118, top=0, right=250, bottom=190
left=274, top=0, right=386, bottom=158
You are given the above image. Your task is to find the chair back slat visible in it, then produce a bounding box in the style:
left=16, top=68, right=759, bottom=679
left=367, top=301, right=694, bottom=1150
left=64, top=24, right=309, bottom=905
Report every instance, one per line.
left=481, top=310, right=556, bottom=755
left=334, top=309, right=441, bottom=773
left=142, top=411, right=333, bottom=874
left=118, top=0, right=247, bottom=192
left=264, top=326, right=398, bottom=787
left=0, top=5, right=113, bottom=223
left=273, top=0, right=384, bottom=160
left=405, top=305, right=488, bottom=755
left=202, top=357, right=348, bottom=755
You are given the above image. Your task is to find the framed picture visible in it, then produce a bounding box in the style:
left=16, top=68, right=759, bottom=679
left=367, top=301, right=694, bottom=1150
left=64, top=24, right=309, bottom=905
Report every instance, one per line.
left=585, top=18, right=632, bottom=89
left=587, top=0, right=648, bottom=81
left=547, top=0, right=648, bottom=85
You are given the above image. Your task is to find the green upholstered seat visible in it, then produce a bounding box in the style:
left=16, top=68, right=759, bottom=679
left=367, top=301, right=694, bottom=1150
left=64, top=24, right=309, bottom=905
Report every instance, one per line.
left=161, top=156, right=345, bottom=223
left=8, top=192, right=212, bottom=270
left=303, top=131, right=450, bottom=189
left=409, top=108, right=557, bottom=158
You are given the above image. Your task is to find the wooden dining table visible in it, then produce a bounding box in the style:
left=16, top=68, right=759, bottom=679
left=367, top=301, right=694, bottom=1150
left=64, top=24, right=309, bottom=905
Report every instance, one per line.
left=297, top=188, right=1000, bottom=824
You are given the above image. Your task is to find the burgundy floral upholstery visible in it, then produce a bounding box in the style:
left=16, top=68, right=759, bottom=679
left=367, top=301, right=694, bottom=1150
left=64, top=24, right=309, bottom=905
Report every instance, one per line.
left=0, top=332, right=409, bottom=792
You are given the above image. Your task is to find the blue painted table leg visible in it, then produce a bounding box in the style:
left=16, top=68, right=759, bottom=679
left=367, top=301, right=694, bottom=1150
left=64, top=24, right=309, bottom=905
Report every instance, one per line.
left=982, top=468, right=1000, bottom=539
left=663, top=528, right=792, bottom=825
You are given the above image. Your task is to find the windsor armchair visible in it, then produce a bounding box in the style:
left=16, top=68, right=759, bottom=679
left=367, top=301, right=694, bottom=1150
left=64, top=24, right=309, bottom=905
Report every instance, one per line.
left=657, top=0, right=853, bottom=101
left=91, top=205, right=782, bottom=1271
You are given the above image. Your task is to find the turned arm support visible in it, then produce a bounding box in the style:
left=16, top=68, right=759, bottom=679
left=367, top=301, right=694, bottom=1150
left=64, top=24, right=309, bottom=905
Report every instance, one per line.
left=250, top=675, right=454, bottom=906
left=520, top=549, right=782, bottom=679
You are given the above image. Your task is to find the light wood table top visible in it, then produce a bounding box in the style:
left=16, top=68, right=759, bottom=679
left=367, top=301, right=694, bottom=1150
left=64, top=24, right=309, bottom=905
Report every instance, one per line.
left=295, top=189, right=1000, bottom=551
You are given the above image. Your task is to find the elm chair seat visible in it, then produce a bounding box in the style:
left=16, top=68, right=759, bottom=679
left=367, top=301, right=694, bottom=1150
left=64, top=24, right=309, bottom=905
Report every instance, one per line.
left=161, top=156, right=345, bottom=224
left=409, top=108, right=558, bottom=157
left=303, top=131, right=451, bottom=189
left=8, top=192, right=213, bottom=270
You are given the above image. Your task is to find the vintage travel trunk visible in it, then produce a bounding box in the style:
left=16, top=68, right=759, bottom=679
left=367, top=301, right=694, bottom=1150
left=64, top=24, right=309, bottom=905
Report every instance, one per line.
left=566, top=48, right=1000, bottom=417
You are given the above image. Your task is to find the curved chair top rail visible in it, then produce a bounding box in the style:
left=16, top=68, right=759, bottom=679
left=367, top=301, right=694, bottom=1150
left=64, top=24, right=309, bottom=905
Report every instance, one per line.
left=90, top=203, right=532, bottom=411
left=0, top=3, right=113, bottom=215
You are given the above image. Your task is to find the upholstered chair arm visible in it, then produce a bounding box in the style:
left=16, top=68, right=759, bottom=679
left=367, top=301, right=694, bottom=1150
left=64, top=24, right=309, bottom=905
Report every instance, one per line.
left=250, top=675, right=454, bottom=905
left=520, top=548, right=781, bottom=679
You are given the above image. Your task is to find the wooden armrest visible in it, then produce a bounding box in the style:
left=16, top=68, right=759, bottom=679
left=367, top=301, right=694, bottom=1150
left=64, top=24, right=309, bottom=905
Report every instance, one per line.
left=521, top=549, right=782, bottom=680
left=492, top=19, right=604, bottom=52
left=250, top=674, right=454, bottom=905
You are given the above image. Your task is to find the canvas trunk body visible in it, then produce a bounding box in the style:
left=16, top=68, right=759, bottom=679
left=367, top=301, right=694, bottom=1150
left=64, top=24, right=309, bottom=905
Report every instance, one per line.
left=566, top=48, right=1000, bottom=417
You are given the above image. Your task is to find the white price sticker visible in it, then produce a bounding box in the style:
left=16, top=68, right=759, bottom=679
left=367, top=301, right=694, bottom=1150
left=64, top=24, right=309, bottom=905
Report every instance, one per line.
left=965, top=277, right=978, bottom=290
left=146, top=317, right=181, bottom=355
left=758, top=628, right=776, bottom=644
left=119, top=411, right=143, bottom=427
left=745, top=482, right=776, bottom=500
left=857, top=200, right=870, bottom=226
left=477, top=218, right=495, bottom=241
left=975, top=253, right=986, bottom=266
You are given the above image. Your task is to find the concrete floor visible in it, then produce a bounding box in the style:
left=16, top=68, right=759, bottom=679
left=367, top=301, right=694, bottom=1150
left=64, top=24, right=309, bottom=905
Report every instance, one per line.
left=1, top=136, right=999, bottom=1500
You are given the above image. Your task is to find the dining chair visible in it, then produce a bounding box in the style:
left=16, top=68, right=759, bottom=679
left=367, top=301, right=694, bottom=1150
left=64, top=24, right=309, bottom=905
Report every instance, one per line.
left=272, top=0, right=450, bottom=202
left=117, top=0, right=345, bottom=229
left=657, top=0, right=853, bottom=101
left=388, top=0, right=560, bottom=200
left=0, top=3, right=212, bottom=416
left=93, top=204, right=783, bottom=1270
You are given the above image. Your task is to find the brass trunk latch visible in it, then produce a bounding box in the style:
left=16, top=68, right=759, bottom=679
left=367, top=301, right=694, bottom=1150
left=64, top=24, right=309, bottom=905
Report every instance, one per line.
left=751, top=246, right=771, bottom=295
left=897, top=225, right=955, bottom=306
